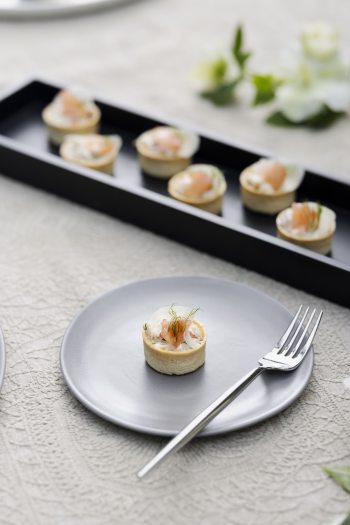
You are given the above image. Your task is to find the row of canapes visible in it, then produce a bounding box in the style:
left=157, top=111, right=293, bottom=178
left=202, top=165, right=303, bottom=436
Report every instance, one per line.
left=240, top=159, right=336, bottom=255
left=42, top=89, right=336, bottom=255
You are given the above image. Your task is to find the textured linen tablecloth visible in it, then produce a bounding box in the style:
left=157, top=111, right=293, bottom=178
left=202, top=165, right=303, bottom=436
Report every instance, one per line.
left=0, top=1, right=350, bottom=524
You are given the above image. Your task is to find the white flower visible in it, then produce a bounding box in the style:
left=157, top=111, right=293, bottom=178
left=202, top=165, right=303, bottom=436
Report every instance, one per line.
left=192, top=44, right=241, bottom=92
left=316, top=80, right=350, bottom=111
left=301, top=21, right=339, bottom=60
left=273, top=22, right=350, bottom=122
left=276, top=79, right=350, bottom=122
left=192, top=55, right=229, bottom=91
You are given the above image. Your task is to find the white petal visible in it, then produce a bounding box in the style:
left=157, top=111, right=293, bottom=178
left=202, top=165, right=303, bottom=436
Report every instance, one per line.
left=276, top=85, right=323, bottom=122
left=315, top=80, right=350, bottom=111
left=301, top=21, right=339, bottom=60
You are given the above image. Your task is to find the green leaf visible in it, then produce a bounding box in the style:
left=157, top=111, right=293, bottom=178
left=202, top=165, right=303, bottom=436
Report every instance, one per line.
left=303, top=107, right=345, bottom=128
left=210, top=58, right=228, bottom=83
left=233, top=25, right=242, bottom=57
left=252, top=74, right=280, bottom=105
left=266, top=111, right=297, bottom=127
left=200, top=79, right=239, bottom=106
left=266, top=106, right=345, bottom=129
left=323, top=465, right=350, bottom=493
left=232, top=24, right=251, bottom=72
left=193, top=57, right=229, bottom=88
left=338, top=514, right=350, bottom=525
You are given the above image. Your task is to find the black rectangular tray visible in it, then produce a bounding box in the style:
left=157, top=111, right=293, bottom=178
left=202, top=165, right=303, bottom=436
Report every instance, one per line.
left=0, top=78, right=349, bottom=307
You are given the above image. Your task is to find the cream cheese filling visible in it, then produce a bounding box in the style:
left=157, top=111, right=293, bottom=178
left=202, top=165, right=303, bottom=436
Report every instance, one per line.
left=277, top=203, right=336, bottom=239
left=47, top=91, right=97, bottom=128
left=245, top=159, right=304, bottom=194
left=138, top=127, right=200, bottom=159
left=174, top=165, right=225, bottom=201
left=62, top=134, right=122, bottom=164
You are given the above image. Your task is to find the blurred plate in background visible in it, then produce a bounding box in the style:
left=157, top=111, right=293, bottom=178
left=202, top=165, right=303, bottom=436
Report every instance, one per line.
left=0, top=0, right=135, bottom=19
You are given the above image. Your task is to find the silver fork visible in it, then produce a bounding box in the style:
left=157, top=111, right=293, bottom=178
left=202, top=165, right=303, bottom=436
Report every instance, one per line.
left=137, top=305, right=323, bottom=479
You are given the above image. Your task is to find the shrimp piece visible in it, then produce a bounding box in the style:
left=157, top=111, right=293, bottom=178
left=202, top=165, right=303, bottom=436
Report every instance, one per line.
left=59, top=90, right=91, bottom=121
left=86, top=137, right=114, bottom=157
left=153, top=128, right=182, bottom=154
left=182, top=170, right=213, bottom=198
left=258, top=161, right=286, bottom=191
left=292, top=203, right=318, bottom=232
left=161, top=318, right=189, bottom=348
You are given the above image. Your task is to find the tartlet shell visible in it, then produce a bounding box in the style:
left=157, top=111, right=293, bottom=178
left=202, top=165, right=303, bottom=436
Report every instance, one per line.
left=142, top=320, right=206, bottom=375
left=168, top=168, right=227, bottom=214
left=137, top=152, right=192, bottom=178
left=276, top=207, right=336, bottom=255
left=59, top=135, right=122, bottom=175
left=42, top=103, right=101, bottom=146
left=239, top=168, right=296, bottom=215
left=135, top=129, right=199, bottom=178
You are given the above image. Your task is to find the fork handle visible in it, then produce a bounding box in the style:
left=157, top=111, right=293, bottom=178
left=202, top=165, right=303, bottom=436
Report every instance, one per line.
left=137, top=366, right=263, bottom=478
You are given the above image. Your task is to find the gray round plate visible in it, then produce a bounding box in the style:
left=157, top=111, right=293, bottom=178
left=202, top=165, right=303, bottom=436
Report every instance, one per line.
left=0, top=0, right=135, bottom=19
left=60, top=276, right=313, bottom=436
left=0, top=329, right=5, bottom=393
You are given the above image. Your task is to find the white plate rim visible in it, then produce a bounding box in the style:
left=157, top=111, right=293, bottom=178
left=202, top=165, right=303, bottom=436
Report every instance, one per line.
left=60, top=275, right=314, bottom=437
left=0, top=0, right=136, bottom=18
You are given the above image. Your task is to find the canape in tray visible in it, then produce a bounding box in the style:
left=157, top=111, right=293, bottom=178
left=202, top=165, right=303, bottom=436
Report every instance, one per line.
left=240, top=159, right=304, bottom=215
left=135, top=126, right=200, bottom=178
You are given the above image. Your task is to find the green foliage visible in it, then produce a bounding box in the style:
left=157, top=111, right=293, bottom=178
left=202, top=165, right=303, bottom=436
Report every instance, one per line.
left=252, top=74, right=281, bottom=105
left=266, top=106, right=345, bottom=128
left=201, top=79, right=239, bottom=106
left=232, top=24, right=251, bottom=72
left=195, top=23, right=346, bottom=130
left=199, top=25, right=251, bottom=107
left=210, top=57, right=229, bottom=84
left=323, top=465, right=350, bottom=493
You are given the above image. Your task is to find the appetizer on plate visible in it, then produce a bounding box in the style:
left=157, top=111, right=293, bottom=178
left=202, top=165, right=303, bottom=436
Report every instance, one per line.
left=142, top=305, right=206, bottom=375
left=168, top=164, right=227, bottom=214
left=60, top=134, right=122, bottom=174
left=239, top=159, right=304, bottom=214
left=42, top=89, right=101, bottom=145
left=276, top=201, right=336, bottom=254
left=135, top=126, right=200, bottom=178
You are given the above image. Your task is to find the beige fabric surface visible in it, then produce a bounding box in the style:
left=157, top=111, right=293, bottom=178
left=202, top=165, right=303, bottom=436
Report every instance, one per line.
left=0, top=1, right=350, bottom=524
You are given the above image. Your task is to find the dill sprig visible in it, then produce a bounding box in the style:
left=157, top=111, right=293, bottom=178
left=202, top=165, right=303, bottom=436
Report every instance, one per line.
left=186, top=307, right=200, bottom=320
left=168, top=304, right=199, bottom=336
left=168, top=304, right=177, bottom=318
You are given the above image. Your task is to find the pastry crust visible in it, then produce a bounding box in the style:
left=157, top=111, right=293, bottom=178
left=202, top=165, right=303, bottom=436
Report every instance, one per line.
left=142, top=320, right=206, bottom=375
left=135, top=127, right=200, bottom=178
left=137, top=153, right=191, bottom=178
left=42, top=103, right=101, bottom=146
left=168, top=166, right=227, bottom=214
left=240, top=168, right=296, bottom=215
left=60, top=134, right=122, bottom=175
left=276, top=228, right=334, bottom=255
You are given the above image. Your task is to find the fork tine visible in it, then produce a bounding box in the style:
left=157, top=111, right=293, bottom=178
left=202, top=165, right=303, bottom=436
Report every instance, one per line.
left=274, top=305, right=303, bottom=353
left=295, top=311, right=323, bottom=359
left=289, top=308, right=316, bottom=358
left=279, top=307, right=309, bottom=355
